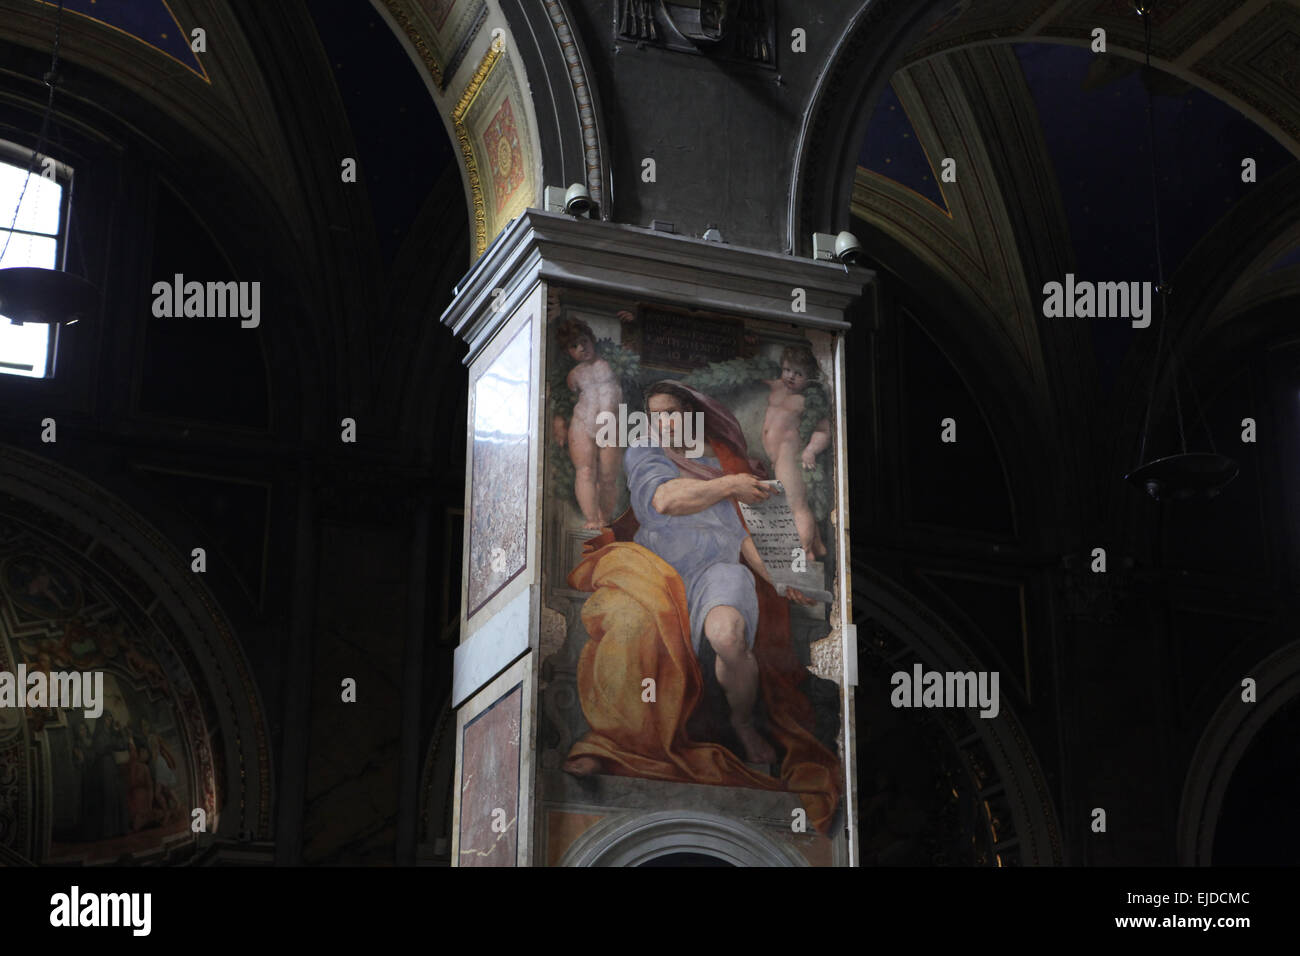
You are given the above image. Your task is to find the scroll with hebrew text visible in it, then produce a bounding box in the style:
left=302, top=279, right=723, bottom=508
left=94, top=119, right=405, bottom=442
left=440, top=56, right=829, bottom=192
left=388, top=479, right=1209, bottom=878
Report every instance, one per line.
left=737, top=481, right=832, bottom=603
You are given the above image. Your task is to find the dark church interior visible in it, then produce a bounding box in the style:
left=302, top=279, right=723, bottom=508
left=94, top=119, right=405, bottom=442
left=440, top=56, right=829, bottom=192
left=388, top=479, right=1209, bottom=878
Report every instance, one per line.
left=0, top=0, right=1296, bottom=886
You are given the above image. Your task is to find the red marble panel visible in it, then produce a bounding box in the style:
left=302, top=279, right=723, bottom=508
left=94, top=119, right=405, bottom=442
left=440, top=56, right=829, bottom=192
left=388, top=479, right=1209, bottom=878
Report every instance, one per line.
left=458, top=682, right=522, bottom=866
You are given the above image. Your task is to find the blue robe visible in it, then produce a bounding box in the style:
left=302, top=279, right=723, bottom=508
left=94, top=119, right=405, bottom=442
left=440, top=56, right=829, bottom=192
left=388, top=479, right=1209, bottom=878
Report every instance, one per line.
left=625, top=444, right=759, bottom=654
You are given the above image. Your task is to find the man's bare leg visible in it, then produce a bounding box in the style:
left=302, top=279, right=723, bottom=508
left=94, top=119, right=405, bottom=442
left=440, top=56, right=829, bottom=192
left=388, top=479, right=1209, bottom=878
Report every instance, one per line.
left=704, top=604, right=776, bottom=765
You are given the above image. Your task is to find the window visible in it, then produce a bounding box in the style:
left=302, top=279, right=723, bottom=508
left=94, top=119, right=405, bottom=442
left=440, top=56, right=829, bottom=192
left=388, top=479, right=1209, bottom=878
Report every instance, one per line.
left=0, top=145, right=72, bottom=378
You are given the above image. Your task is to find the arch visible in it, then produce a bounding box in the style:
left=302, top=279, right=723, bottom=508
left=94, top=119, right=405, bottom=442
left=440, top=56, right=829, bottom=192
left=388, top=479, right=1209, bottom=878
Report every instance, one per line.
left=558, top=809, right=808, bottom=867
left=852, top=562, right=1064, bottom=865
left=791, top=0, right=962, bottom=254
left=795, top=1, right=1300, bottom=256
left=845, top=242, right=1062, bottom=557
left=1177, top=640, right=1300, bottom=866
left=375, top=0, right=608, bottom=256
left=0, top=27, right=320, bottom=447
left=848, top=44, right=1064, bottom=405
left=1102, top=166, right=1300, bottom=543
left=1, top=1, right=582, bottom=442
left=1165, top=165, right=1300, bottom=346
left=417, top=690, right=458, bottom=862
left=0, top=443, right=270, bottom=862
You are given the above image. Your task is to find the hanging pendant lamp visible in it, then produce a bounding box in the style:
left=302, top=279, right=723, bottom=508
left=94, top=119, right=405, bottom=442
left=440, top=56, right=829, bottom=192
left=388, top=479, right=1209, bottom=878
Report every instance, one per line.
left=1126, top=453, right=1239, bottom=502
left=1123, top=0, right=1237, bottom=502
left=0, top=266, right=98, bottom=325
left=0, top=0, right=98, bottom=329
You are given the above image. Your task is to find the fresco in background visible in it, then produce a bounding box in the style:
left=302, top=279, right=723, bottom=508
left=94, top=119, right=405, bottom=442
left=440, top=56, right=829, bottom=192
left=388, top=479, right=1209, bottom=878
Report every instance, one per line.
left=0, top=524, right=200, bottom=863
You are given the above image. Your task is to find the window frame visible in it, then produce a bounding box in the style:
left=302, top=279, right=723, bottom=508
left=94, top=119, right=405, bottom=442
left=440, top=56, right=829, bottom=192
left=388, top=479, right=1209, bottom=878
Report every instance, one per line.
left=0, top=137, right=75, bottom=379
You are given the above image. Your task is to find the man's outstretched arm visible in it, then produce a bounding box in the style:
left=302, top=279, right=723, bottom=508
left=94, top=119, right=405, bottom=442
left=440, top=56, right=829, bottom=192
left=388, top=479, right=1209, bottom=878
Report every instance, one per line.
left=652, top=473, right=772, bottom=516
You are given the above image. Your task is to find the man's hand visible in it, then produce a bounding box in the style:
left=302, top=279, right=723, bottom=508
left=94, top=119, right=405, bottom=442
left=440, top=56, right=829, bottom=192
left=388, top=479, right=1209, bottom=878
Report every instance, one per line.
left=801, top=447, right=817, bottom=469
left=552, top=416, right=568, bottom=448
left=727, top=474, right=774, bottom=504
left=784, top=587, right=816, bottom=607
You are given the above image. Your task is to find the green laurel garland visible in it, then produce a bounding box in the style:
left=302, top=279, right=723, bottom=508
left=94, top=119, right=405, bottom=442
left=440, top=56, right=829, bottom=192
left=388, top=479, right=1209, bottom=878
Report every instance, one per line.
left=679, top=356, right=780, bottom=392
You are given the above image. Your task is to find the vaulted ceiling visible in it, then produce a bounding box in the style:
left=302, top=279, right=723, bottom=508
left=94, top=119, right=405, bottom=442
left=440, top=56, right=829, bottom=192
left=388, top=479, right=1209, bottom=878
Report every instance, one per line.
left=912, top=0, right=1300, bottom=155
left=856, top=39, right=1298, bottom=395
left=849, top=0, right=1300, bottom=540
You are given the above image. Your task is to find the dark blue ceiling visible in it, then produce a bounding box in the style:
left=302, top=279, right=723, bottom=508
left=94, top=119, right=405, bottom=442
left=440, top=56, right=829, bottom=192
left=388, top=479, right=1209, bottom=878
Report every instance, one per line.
left=306, top=0, right=455, bottom=265
left=859, top=42, right=1297, bottom=394
left=859, top=83, right=948, bottom=213
left=1017, top=42, right=1294, bottom=392
left=35, top=0, right=206, bottom=79
left=1015, top=43, right=1292, bottom=285
left=1266, top=244, right=1300, bottom=275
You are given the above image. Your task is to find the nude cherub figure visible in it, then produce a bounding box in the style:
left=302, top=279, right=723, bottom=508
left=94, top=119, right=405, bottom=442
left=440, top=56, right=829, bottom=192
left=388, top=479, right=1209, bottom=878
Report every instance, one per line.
left=762, top=345, right=831, bottom=558
left=552, top=318, right=624, bottom=529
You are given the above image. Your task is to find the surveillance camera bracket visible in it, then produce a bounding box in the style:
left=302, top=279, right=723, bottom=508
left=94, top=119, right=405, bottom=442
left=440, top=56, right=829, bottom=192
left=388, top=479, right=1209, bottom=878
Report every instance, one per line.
left=811, top=232, right=838, bottom=262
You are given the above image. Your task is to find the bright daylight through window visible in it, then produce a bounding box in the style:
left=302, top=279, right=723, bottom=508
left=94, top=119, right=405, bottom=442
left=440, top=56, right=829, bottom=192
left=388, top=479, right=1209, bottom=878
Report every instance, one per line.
left=0, top=150, right=68, bottom=378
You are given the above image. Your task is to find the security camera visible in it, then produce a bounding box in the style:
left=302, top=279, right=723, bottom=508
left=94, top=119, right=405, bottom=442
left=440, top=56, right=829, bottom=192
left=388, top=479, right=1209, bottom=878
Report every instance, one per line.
left=834, top=231, right=866, bottom=265
left=564, top=183, right=593, bottom=216
left=545, top=184, right=594, bottom=218
left=812, top=231, right=867, bottom=266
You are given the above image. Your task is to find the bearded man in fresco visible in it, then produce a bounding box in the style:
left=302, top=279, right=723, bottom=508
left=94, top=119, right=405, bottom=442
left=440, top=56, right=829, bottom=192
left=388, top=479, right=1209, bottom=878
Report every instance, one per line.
left=562, top=381, right=842, bottom=835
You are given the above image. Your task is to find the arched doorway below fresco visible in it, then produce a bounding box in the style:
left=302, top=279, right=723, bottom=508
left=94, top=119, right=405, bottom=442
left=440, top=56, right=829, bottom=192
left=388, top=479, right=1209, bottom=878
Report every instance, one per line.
left=558, top=810, right=809, bottom=867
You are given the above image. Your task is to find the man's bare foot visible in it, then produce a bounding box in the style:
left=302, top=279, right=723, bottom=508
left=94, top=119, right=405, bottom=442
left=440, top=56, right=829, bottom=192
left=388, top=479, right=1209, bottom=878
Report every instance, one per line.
left=563, top=755, right=601, bottom=777
left=733, top=724, right=777, bottom=765
left=582, top=519, right=602, bottom=530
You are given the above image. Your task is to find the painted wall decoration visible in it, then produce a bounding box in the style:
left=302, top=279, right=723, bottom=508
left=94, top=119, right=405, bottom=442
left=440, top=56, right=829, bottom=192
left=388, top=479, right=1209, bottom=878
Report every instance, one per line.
left=482, top=97, right=525, bottom=216
left=382, top=1, right=537, bottom=257
left=453, top=44, right=538, bottom=257
left=382, top=0, right=487, bottom=89
left=466, top=316, right=532, bottom=617
left=0, top=506, right=213, bottom=864
left=540, top=288, right=845, bottom=846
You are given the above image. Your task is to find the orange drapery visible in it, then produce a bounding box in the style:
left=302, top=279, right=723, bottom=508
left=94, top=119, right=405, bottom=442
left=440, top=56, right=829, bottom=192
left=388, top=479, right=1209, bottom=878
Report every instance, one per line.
left=564, top=441, right=842, bottom=835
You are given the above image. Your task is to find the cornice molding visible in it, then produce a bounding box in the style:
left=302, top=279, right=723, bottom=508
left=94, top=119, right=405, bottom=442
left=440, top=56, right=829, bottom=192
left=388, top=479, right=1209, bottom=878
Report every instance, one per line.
left=441, top=210, right=873, bottom=365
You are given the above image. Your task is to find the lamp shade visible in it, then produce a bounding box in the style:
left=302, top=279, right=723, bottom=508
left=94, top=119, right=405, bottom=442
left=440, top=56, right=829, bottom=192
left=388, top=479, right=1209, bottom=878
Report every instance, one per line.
left=0, top=267, right=98, bottom=325
left=1124, top=452, right=1239, bottom=502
